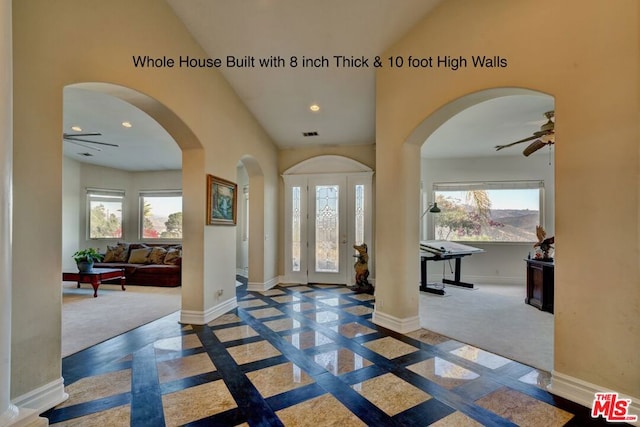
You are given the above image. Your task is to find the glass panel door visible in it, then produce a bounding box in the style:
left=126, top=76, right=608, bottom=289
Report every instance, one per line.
left=308, top=176, right=347, bottom=284
left=314, top=184, right=340, bottom=273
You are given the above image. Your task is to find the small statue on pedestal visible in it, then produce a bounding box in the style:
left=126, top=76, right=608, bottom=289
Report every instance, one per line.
left=349, top=243, right=374, bottom=294
left=534, top=225, right=554, bottom=261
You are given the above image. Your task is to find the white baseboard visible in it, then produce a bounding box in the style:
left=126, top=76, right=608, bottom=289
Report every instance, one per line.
left=235, top=268, right=248, bottom=278
left=11, top=376, right=67, bottom=416
left=280, top=275, right=307, bottom=285
left=180, top=297, right=238, bottom=325
left=549, top=370, right=640, bottom=426
left=0, top=405, right=47, bottom=427
left=371, top=310, right=420, bottom=333
left=248, top=276, right=279, bottom=292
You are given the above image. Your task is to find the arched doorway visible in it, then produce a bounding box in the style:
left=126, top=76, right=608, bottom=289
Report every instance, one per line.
left=414, top=88, right=555, bottom=371
left=60, top=82, right=206, bottom=347
left=237, top=155, right=270, bottom=292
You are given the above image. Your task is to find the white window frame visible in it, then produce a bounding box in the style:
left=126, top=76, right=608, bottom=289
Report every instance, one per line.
left=86, top=188, right=125, bottom=240
left=242, top=185, right=249, bottom=242
left=139, top=190, right=183, bottom=241
left=283, top=175, right=308, bottom=283
left=429, top=180, right=545, bottom=243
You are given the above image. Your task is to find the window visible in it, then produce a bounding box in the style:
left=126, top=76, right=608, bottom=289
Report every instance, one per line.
left=291, top=186, right=301, bottom=272
left=139, top=191, right=182, bottom=239
left=432, top=181, right=543, bottom=242
left=87, top=189, right=124, bottom=239
left=354, top=184, right=365, bottom=245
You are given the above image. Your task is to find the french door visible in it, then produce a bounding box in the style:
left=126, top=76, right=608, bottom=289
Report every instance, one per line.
left=284, top=172, right=372, bottom=285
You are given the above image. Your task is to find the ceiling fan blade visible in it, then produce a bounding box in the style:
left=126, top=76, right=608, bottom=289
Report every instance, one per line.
left=495, top=134, right=539, bottom=151
left=63, top=132, right=102, bottom=138
left=65, top=139, right=102, bottom=151
left=523, top=139, right=547, bottom=157
left=64, top=136, right=119, bottom=147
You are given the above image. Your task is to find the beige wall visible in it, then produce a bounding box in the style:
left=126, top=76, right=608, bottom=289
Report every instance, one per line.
left=12, top=0, right=278, bottom=400
left=377, top=0, right=638, bottom=400
left=62, top=158, right=183, bottom=271
left=62, top=157, right=82, bottom=272
left=11, top=0, right=639, bottom=412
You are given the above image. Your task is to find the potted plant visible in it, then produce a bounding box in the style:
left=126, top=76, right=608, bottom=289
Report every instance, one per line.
left=72, top=248, right=104, bottom=272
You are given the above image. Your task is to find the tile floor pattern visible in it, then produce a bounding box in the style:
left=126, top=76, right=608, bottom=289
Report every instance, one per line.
left=45, top=281, right=620, bottom=426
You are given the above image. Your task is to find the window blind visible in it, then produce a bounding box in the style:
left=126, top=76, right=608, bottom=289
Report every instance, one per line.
left=139, top=190, right=182, bottom=197
left=433, top=180, right=543, bottom=191
left=86, top=188, right=125, bottom=202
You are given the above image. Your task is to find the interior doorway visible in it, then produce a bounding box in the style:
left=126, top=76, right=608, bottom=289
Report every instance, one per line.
left=418, top=90, right=556, bottom=372
left=283, top=156, right=373, bottom=285
left=61, top=83, right=186, bottom=356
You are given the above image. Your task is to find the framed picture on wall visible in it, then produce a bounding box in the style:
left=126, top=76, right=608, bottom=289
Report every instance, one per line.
left=206, top=174, right=237, bottom=225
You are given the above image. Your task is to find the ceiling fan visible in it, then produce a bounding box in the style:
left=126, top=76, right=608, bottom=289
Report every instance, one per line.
left=63, top=132, right=119, bottom=151
left=495, top=111, right=555, bottom=156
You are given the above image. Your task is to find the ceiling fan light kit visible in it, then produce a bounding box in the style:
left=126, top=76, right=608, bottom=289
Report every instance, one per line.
left=495, top=110, right=555, bottom=157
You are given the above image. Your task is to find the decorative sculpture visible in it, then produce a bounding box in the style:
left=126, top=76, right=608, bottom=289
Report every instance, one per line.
left=349, top=243, right=374, bottom=294
left=534, top=225, right=554, bottom=260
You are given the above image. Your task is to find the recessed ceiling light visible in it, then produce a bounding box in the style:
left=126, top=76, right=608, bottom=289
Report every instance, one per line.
left=121, top=121, right=132, bottom=128
left=71, top=126, right=82, bottom=132
left=309, top=104, right=320, bottom=112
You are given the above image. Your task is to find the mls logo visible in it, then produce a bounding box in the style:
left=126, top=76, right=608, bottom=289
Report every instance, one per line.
left=591, top=392, right=638, bottom=422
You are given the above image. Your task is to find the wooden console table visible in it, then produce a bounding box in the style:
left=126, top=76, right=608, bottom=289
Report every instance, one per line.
left=525, top=259, right=554, bottom=313
left=62, top=268, right=126, bottom=298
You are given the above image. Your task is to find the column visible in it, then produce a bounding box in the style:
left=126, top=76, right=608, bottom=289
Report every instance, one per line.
left=0, top=3, right=46, bottom=425
left=0, top=0, right=16, bottom=423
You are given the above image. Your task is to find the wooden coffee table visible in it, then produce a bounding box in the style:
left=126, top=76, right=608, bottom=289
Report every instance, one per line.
left=62, top=268, right=126, bottom=298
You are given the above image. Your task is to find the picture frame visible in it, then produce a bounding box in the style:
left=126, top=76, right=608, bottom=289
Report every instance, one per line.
left=206, top=174, right=237, bottom=225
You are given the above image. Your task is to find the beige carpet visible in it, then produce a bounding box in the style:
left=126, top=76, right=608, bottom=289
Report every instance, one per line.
left=419, top=282, right=553, bottom=372
left=62, top=282, right=181, bottom=357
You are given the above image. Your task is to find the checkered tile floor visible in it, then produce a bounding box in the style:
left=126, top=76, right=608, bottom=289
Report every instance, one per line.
left=45, top=280, right=616, bottom=426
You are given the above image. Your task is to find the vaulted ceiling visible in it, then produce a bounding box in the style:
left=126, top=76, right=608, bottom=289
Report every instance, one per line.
left=63, top=1, right=554, bottom=171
